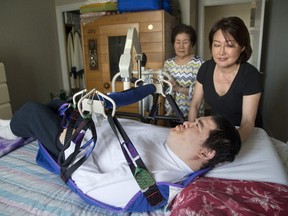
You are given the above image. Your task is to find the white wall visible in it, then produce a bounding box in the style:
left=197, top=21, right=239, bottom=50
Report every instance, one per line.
left=178, top=0, right=198, bottom=28
left=178, top=0, right=190, bottom=24
left=203, top=4, right=251, bottom=60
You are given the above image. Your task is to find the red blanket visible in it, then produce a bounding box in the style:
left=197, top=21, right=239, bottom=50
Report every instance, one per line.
left=171, top=177, right=288, bottom=215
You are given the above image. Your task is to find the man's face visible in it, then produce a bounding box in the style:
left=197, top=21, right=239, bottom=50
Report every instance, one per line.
left=167, top=116, right=217, bottom=169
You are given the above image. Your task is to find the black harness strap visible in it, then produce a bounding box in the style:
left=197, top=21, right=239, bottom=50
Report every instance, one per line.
left=58, top=107, right=79, bottom=165
left=57, top=106, right=97, bottom=182
left=165, top=94, right=185, bottom=123
left=148, top=93, right=185, bottom=124
left=107, top=115, right=165, bottom=207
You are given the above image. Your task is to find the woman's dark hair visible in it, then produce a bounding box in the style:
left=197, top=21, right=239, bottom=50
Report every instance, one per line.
left=201, top=115, right=242, bottom=169
left=208, top=16, right=252, bottom=63
left=171, top=23, right=197, bottom=47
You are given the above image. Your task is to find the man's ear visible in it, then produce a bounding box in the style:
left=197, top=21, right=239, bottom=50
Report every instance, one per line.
left=199, top=148, right=215, bottom=160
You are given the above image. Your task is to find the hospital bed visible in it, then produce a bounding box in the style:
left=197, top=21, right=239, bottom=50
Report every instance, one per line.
left=0, top=83, right=288, bottom=215
left=0, top=121, right=288, bottom=215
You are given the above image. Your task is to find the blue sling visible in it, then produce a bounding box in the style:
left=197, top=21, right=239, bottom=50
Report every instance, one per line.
left=36, top=84, right=212, bottom=212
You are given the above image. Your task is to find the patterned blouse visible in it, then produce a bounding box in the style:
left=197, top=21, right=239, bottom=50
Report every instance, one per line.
left=163, top=55, right=204, bottom=118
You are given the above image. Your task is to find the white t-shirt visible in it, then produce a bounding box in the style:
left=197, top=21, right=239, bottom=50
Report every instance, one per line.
left=64, top=118, right=192, bottom=207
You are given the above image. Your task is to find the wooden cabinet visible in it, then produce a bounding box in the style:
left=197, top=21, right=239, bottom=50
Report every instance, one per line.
left=81, top=10, right=177, bottom=113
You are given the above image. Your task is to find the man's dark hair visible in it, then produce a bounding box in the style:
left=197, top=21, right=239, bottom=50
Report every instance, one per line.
left=201, top=115, right=241, bottom=169
left=171, top=23, right=197, bottom=47
left=208, top=16, right=252, bottom=64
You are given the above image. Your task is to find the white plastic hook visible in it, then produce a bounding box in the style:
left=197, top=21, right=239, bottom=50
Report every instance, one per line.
left=135, top=78, right=145, bottom=87
left=77, top=89, right=116, bottom=119
left=160, top=79, right=173, bottom=96
left=135, top=71, right=172, bottom=97
left=73, top=89, right=87, bottom=106
left=155, top=69, right=173, bottom=96
left=154, top=78, right=172, bottom=97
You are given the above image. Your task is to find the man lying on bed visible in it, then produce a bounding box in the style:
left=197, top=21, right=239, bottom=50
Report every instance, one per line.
left=0, top=101, right=241, bottom=208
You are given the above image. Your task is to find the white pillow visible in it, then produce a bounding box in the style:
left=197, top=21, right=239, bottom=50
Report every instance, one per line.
left=270, top=136, right=288, bottom=175
left=205, top=128, right=288, bottom=186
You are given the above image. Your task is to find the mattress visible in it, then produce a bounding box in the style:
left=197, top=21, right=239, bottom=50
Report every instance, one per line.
left=0, top=140, right=165, bottom=216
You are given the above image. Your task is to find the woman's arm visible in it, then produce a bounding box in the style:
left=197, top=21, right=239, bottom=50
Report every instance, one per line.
left=238, top=93, right=262, bottom=142
left=168, top=79, right=189, bottom=95
left=188, top=81, right=204, bottom=121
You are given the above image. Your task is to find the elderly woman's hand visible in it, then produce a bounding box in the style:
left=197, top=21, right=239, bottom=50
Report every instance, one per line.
left=168, top=79, right=178, bottom=91
left=169, top=79, right=189, bottom=95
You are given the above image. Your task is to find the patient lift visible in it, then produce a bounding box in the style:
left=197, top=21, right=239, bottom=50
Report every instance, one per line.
left=109, top=27, right=184, bottom=124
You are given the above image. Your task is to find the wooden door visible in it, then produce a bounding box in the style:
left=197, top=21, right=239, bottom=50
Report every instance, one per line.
left=85, top=23, right=140, bottom=113
left=97, top=23, right=139, bottom=93
left=81, top=10, right=176, bottom=114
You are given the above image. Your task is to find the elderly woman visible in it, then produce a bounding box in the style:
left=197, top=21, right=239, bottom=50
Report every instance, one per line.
left=163, top=23, right=204, bottom=120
